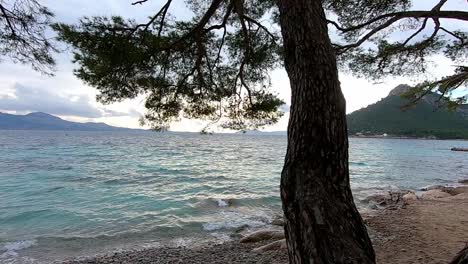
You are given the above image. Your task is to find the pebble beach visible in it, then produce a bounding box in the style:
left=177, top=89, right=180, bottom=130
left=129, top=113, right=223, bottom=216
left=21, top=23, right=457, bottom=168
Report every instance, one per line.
left=61, top=184, right=468, bottom=264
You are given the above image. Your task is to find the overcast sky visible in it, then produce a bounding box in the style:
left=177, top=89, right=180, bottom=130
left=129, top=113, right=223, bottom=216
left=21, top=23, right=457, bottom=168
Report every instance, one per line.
left=0, top=0, right=466, bottom=131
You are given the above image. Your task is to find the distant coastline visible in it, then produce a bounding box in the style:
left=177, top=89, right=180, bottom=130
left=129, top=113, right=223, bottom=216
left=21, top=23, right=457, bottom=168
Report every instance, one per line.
left=1, top=111, right=466, bottom=141
left=0, top=112, right=144, bottom=131
left=349, top=134, right=468, bottom=141
left=239, top=130, right=468, bottom=141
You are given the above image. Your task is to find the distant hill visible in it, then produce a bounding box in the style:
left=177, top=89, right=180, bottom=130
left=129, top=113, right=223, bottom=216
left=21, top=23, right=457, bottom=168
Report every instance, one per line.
left=0, top=112, right=139, bottom=131
left=347, top=85, right=468, bottom=139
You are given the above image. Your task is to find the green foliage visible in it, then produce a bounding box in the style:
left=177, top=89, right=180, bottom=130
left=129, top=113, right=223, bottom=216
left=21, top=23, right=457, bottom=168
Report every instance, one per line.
left=348, top=93, right=468, bottom=139
left=0, top=0, right=56, bottom=74
left=324, top=0, right=411, bottom=30
left=329, top=0, right=467, bottom=105
left=401, top=66, right=468, bottom=110
left=54, top=1, right=284, bottom=130
left=53, top=0, right=467, bottom=130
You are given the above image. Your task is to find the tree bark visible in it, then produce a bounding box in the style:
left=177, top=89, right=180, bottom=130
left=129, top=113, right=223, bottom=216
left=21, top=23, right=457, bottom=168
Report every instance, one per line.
left=277, top=1, right=375, bottom=263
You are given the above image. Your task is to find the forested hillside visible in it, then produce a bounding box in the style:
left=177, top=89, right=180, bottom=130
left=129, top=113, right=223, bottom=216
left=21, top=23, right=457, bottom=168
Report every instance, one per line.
left=347, top=85, right=468, bottom=139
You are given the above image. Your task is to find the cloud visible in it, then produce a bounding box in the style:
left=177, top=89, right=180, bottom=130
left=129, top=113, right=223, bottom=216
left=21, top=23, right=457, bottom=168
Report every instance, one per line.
left=0, top=83, right=133, bottom=118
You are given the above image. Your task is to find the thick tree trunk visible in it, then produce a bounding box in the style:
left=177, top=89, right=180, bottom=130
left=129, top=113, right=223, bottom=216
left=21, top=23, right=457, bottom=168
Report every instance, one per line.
left=277, top=1, right=375, bottom=263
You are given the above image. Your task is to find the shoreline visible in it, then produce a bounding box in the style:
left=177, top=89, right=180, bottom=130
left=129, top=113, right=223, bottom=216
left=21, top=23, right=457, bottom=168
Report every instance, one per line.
left=59, top=184, right=468, bottom=264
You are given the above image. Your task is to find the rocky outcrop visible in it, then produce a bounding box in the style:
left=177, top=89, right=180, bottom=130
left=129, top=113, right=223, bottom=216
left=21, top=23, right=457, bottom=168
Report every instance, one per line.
left=239, top=230, right=285, bottom=243
left=419, top=185, right=468, bottom=199
left=252, top=239, right=287, bottom=253
left=459, top=179, right=468, bottom=184
left=240, top=228, right=287, bottom=253
left=388, top=84, right=412, bottom=97
left=441, top=186, right=468, bottom=196
left=364, top=186, right=468, bottom=207
left=364, top=190, right=416, bottom=209
left=271, top=216, right=284, bottom=226
left=402, top=193, right=418, bottom=203
left=365, top=193, right=392, bottom=206
left=420, top=185, right=445, bottom=191
left=421, top=189, right=452, bottom=199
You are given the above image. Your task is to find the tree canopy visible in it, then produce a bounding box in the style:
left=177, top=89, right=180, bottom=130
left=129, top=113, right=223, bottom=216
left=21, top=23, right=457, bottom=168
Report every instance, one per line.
left=0, top=1, right=465, bottom=129
left=0, top=0, right=56, bottom=74
left=51, top=0, right=467, bottom=131
left=328, top=0, right=468, bottom=109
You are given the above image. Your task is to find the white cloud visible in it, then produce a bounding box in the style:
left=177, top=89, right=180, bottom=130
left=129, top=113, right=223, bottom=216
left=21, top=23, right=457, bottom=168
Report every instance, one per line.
left=0, top=83, right=138, bottom=118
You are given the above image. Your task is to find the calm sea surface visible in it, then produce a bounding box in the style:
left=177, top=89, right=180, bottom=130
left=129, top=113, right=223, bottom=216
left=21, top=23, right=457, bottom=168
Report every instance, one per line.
left=0, top=131, right=467, bottom=263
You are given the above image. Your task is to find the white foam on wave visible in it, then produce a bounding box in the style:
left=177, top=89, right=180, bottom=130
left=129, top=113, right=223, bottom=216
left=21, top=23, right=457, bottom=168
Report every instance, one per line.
left=202, top=211, right=269, bottom=231
left=2, top=240, right=36, bottom=256
left=216, top=199, right=229, bottom=207
left=0, top=240, right=36, bottom=264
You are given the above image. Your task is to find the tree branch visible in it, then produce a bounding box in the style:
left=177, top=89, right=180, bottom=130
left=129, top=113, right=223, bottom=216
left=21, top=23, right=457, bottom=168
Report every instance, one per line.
left=170, top=0, right=224, bottom=48
left=0, top=3, right=16, bottom=36
left=335, top=11, right=447, bottom=54
left=156, top=0, right=172, bottom=37
left=335, top=15, right=402, bottom=53
left=241, top=15, right=277, bottom=42
left=232, top=0, right=254, bottom=105
left=132, top=0, right=149, bottom=5
left=205, top=2, right=233, bottom=32
left=400, top=18, right=428, bottom=47
left=330, top=10, right=468, bottom=34
left=404, top=68, right=468, bottom=108
left=432, top=0, right=448, bottom=11
left=440, top=27, right=465, bottom=43
left=109, top=0, right=172, bottom=34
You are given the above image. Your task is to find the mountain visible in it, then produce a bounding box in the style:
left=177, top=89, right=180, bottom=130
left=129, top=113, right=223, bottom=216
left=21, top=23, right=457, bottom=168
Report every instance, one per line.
left=347, top=85, right=468, bottom=139
left=0, top=112, right=139, bottom=131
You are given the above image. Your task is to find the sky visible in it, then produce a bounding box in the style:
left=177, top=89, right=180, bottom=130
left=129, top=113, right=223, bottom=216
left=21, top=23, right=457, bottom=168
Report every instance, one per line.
left=0, top=0, right=467, bottom=131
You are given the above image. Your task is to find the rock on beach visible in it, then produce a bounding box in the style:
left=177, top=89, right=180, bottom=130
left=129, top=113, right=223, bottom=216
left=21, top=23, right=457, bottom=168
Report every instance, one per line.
left=240, top=229, right=285, bottom=243
left=458, top=179, right=468, bottom=184
left=252, top=239, right=287, bottom=253
left=421, top=189, right=452, bottom=199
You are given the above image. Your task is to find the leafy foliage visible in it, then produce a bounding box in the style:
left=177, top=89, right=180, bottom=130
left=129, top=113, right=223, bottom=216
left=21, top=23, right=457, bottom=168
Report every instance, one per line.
left=328, top=0, right=467, bottom=104
left=401, top=66, right=468, bottom=109
left=0, top=0, right=56, bottom=74
left=53, top=1, right=284, bottom=130
left=53, top=0, right=467, bottom=130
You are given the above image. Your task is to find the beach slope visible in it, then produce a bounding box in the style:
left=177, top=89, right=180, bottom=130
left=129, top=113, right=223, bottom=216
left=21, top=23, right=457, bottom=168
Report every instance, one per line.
left=63, top=187, right=468, bottom=264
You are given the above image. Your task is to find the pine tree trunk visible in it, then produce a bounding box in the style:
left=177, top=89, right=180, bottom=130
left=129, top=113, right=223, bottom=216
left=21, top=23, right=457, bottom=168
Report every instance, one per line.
left=277, top=1, right=375, bottom=263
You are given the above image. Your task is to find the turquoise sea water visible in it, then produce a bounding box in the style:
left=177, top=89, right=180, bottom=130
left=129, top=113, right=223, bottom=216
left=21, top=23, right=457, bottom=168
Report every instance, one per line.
left=1, top=130, right=467, bottom=263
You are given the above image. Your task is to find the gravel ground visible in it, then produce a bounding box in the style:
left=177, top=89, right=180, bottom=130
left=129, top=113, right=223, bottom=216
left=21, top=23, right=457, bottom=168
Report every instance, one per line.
left=61, top=241, right=289, bottom=264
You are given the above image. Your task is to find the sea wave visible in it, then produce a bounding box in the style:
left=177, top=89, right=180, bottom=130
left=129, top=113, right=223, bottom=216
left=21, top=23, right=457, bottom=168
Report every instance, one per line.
left=0, top=240, right=36, bottom=264
left=202, top=211, right=270, bottom=231
left=215, top=199, right=229, bottom=207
